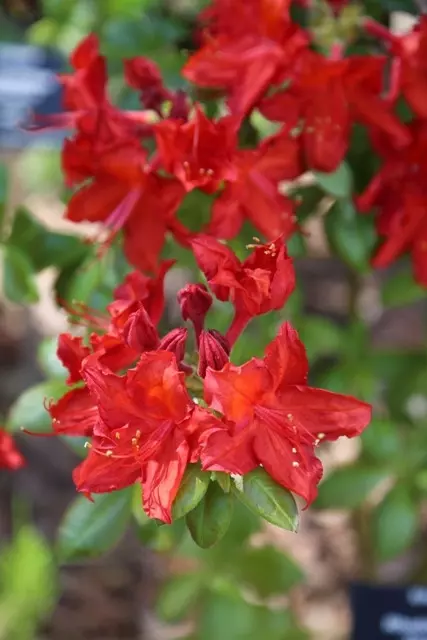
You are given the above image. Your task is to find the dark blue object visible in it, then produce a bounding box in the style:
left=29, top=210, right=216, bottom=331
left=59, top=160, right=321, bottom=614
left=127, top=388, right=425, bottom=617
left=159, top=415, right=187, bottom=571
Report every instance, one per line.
left=350, top=582, right=427, bottom=639
left=0, top=43, right=65, bottom=148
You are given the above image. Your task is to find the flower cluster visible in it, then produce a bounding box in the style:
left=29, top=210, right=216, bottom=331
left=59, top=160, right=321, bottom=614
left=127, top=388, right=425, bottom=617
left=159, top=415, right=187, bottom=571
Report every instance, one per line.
left=48, top=236, right=371, bottom=523
left=40, top=0, right=427, bottom=525
left=32, top=1, right=427, bottom=286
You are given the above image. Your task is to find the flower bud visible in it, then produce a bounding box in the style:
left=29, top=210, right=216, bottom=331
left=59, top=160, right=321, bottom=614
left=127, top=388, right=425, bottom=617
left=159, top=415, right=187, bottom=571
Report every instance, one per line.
left=177, top=284, right=212, bottom=342
left=198, top=329, right=230, bottom=378
left=159, top=327, right=188, bottom=365
left=122, top=306, right=159, bottom=352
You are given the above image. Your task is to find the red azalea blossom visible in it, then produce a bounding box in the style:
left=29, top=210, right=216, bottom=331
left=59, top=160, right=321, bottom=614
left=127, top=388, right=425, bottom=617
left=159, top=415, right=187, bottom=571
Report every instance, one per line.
left=191, top=235, right=295, bottom=344
left=201, top=322, right=371, bottom=505
left=208, top=128, right=301, bottom=239
left=155, top=106, right=238, bottom=193
left=364, top=17, right=427, bottom=119
left=0, top=429, right=25, bottom=470
left=260, top=50, right=411, bottom=172
left=183, top=0, right=309, bottom=121
left=356, top=120, right=427, bottom=285
left=73, top=351, right=217, bottom=522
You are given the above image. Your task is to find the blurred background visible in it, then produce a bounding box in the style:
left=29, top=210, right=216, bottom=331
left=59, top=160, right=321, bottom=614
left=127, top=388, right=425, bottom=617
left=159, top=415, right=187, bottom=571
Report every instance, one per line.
left=0, top=1, right=426, bottom=639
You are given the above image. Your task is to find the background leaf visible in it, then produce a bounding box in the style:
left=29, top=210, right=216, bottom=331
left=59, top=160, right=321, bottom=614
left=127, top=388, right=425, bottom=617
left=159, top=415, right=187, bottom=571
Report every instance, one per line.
left=57, top=489, right=132, bottom=562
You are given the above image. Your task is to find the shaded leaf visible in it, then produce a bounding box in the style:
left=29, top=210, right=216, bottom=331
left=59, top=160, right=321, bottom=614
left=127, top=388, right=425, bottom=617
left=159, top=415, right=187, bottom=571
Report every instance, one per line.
left=37, top=338, right=67, bottom=380
left=2, top=245, right=39, bottom=304
left=324, top=200, right=376, bottom=272
left=156, top=573, right=201, bottom=622
left=315, top=161, right=352, bottom=198
left=233, top=545, right=304, bottom=598
left=372, top=485, right=418, bottom=561
left=57, top=489, right=132, bottom=562
left=315, top=465, right=389, bottom=509
left=382, top=265, right=426, bottom=308
left=172, top=465, right=211, bottom=520
left=232, top=468, right=299, bottom=532
left=8, top=380, right=67, bottom=434
left=186, top=482, right=234, bottom=548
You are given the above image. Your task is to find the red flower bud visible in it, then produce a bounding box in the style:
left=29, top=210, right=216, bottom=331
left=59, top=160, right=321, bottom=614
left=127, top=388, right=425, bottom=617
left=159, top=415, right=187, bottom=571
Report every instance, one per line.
left=122, top=306, right=159, bottom=352
left=198, top=329, right=230, bottom=378
left=159, top=327, right=188, bottom=365
left=177, top=284, right=213, bottom=342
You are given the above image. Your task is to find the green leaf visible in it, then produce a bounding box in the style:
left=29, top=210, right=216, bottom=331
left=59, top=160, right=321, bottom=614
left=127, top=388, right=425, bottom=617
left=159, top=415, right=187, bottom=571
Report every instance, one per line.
left=324, top=200, right=376, bottom=272
left=361, top=418, right=401, bottom=464
left=199, top=593, right=308, bottom=640
left=37, top=338, right=67, bottom=380
left=172, top=465, right=211, bottom=520
left=298, top=316, right=344, bottom=360
left=232, top=468, right=299, bottom=531
left=57, top=489, right=132, bottom=562
left=156, top=573, right=201, bottom=622
left=382, top=265, right=426, bottom=308
left=291, top=184, right=325, bottom=221
left=372, top=485, right=418, bottom=561
left=315, top=465, right=389, bottom=509
left=2, top=246, right=39, bottom=304
left=67, top=256, right=105, bottom=306
left=0, top=525, right=57, bottom=639
left=8, top=207, right=88, bottom=272
left=314, top=161, right=352, bottom=198
left=186, top=483, right=234, bottom=548
left=233, top=545, right=304, bottom=598
left=7, top=380, right=68, bottom=434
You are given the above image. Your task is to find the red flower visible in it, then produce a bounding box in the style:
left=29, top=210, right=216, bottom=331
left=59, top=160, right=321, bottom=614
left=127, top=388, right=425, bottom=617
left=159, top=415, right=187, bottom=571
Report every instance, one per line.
left=0, top=429, right=25, bottom=470
left=124, top=57, right=171, bottom=111
left=177, top=284, right=213, bottom=343
left=260, top=51, right=411, bottom=172
left=49, top=388, right=98, bottom=437
left=201, top=322, right=371, bottom=505
left=73, top=352, right=215, bottom=522
left=208, top=128, right=301, bottom=240
left=191, top=235, right=295, bottom=344
left=183, top=0, right=308, bottom=121
left=155, top=106, right=238, bottom=193
left=113, top=260, right=174, bottom=325
left=364, top=17, right=427, bottom=119
left=60, top=34, right=107, bottom=112
left=67, top=158, right=185, bottom=272
left=357, top=120, right=427, bottom=285
left=57, top=334, right=91, bottom=384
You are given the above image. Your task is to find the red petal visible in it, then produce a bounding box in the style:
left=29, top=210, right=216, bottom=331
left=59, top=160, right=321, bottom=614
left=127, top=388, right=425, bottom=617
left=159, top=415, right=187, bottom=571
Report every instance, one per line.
left=204, top=359, right=272, bottom=422
left=278, top=386, right=372, bottom=440
left=141, top=433, right=190, bottom=523
left=73, top=449, right=140, bottom=493
left=264, top=322, right=308, bottom=389
left=66, top=179, right=126, bottom=223
left=49, top=387, right=98, bottom=437
left=57, top=334, right=91, bottom=384
left=253, top=431, right=322, bottom=506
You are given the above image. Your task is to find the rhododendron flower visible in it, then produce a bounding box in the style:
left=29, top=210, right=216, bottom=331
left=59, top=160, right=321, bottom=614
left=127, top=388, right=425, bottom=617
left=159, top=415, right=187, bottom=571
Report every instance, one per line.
left=201, top=323, right=371, bottom=504
left=183, top=0, right=309, bottom=121
left=357, top=120, right=427, bottom=286
left=364, top=17, right=427, bottom=119
left=208, top=128, right=301, bottom=239
left=0, top=429, right=25, bottom=470
left=192, top=235, right=295, bottom=344
left=155, top=106, right=238, bottom=193
left=260, top=51, right=411, bottom=172
left=73, top=352, right=217, bottom=522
